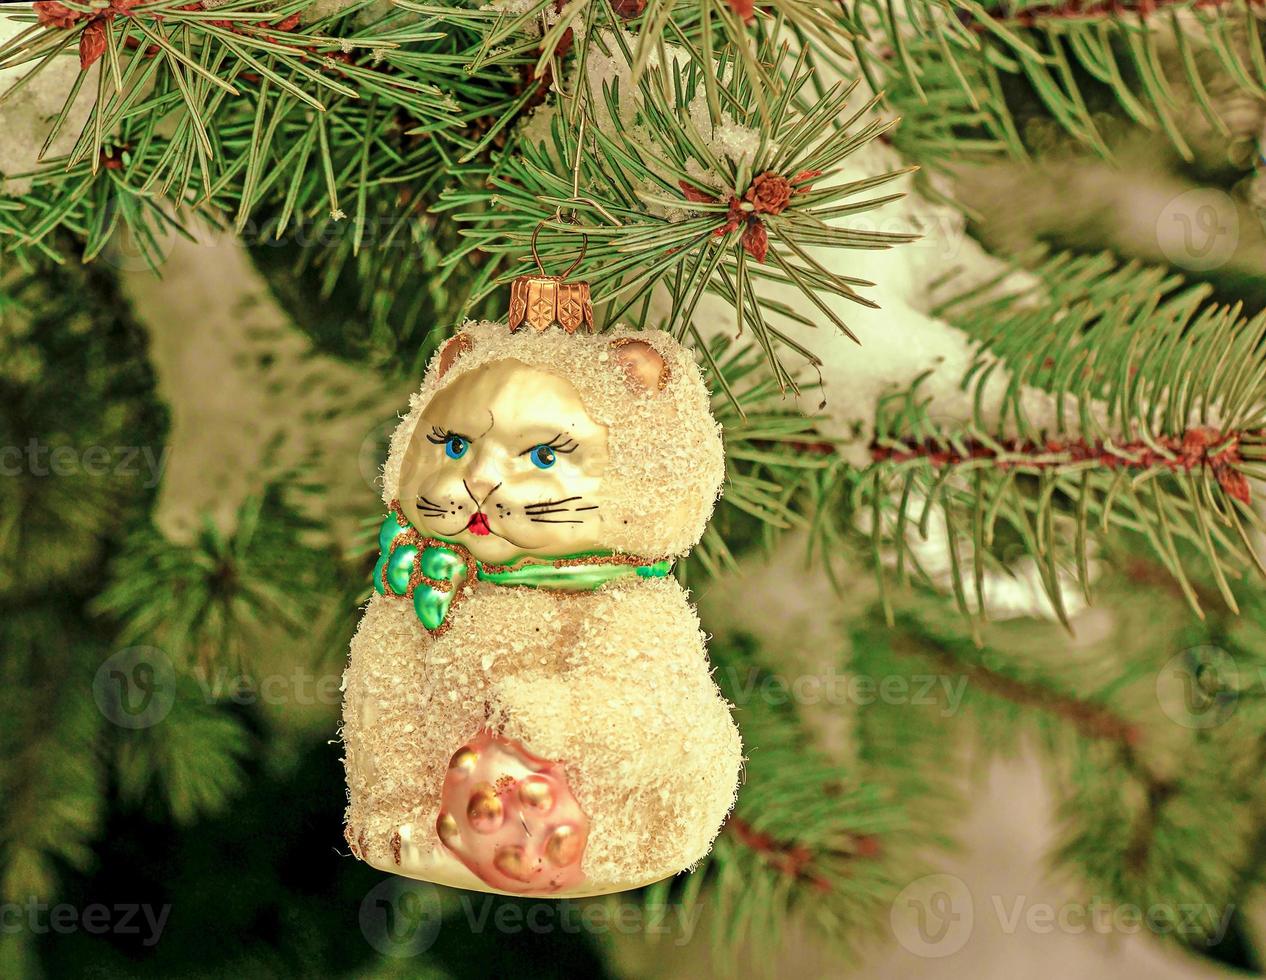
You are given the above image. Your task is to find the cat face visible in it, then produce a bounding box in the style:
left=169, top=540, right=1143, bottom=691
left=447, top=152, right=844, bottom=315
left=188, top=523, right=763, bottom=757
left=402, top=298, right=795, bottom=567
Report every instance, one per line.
left=398, top=359, right=610, bottom=563
left=384, top=320, right=725, bottom=560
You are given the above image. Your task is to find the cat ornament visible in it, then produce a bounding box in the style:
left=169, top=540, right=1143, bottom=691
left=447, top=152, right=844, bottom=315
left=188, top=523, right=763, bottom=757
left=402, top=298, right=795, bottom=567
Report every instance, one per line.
left=342, top=272, right=742, bottom=897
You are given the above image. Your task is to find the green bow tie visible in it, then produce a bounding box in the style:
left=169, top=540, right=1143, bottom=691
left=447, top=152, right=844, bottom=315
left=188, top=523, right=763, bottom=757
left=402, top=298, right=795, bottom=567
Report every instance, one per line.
left=372, top=507, right=672, bottom=634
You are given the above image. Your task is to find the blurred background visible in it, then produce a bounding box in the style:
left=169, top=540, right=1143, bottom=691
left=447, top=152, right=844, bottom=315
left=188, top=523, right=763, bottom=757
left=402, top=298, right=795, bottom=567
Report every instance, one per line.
left=5, top=1, right=1266, bottom=978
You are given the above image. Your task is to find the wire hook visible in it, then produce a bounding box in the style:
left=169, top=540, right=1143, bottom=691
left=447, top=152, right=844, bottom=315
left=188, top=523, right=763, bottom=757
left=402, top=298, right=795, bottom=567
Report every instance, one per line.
left=530, top=220, right=588, bottom=280
left=527, top=113, right=591, bottom=279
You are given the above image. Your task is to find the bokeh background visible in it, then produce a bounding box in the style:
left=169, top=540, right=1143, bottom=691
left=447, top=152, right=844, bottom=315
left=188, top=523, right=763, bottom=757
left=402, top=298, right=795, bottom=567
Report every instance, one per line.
left=5, top=2, right=1266, bottom=978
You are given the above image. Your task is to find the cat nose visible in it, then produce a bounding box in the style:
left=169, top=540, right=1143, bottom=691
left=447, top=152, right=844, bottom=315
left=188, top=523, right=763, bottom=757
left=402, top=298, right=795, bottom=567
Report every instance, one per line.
left=463, top=451, right=503, bottom=502
left=466, top=478, right=498, bottom=502
left=464, top=463, right=501, bottom=503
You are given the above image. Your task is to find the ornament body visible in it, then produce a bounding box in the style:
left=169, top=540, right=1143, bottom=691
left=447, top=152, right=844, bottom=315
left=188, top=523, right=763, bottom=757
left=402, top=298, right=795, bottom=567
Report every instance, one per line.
left=342, top=318, right=740, bottom=896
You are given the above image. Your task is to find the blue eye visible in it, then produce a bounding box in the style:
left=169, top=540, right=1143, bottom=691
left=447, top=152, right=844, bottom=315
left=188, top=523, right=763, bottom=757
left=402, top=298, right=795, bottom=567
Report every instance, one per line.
left=529, top=445, right=556, bottom=469
left=445, top=437, right=468, bottom=460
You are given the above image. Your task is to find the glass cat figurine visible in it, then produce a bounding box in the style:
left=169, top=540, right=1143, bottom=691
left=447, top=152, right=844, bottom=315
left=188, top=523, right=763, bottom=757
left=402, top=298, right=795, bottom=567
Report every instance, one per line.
left=342, top=276, right=742, bottom=897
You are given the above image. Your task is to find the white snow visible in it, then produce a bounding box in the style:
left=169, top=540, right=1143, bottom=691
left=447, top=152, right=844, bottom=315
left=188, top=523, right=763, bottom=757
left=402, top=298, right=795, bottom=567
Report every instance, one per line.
left=0, top=11, right=97, bottom=195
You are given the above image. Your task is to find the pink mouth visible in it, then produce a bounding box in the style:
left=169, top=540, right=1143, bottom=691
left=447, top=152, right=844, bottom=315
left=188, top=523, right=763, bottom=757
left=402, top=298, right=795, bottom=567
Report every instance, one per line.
left=466, top=513, right=491, bottom=536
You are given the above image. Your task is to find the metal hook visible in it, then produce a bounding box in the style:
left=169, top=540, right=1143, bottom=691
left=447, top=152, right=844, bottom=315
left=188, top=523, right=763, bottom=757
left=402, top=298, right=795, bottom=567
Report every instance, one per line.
left=530, top=221, right=588, bottom=280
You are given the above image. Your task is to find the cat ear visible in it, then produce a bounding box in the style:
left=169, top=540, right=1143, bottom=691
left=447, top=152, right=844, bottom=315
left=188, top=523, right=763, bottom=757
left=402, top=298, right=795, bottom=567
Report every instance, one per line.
left=611, top=339, right=669, bottom=392
left=436, top=333, right=473, bottom=379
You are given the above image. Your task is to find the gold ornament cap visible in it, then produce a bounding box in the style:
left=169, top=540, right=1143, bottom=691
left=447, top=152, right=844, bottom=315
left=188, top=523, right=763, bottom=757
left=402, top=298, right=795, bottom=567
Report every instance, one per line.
left=508, top=275, right=594, bottom=334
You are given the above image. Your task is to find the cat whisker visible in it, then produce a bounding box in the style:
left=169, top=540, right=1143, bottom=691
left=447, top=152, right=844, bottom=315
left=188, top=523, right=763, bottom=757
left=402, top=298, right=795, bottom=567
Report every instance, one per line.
left=525, top=496, right=582, bottom=511
left=418, top=495, right=445, bottom=509
left=574, top=505, right=598, bottom=512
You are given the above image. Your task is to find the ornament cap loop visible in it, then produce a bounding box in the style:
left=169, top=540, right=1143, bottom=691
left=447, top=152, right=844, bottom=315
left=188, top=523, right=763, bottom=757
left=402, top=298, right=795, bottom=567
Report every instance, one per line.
left=530, top=222, right=587, bottom=279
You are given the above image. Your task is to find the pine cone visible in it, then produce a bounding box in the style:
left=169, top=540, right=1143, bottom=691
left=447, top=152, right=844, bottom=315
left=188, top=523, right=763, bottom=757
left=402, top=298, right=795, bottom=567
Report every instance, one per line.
left=746, top=173, right=793, bottom=215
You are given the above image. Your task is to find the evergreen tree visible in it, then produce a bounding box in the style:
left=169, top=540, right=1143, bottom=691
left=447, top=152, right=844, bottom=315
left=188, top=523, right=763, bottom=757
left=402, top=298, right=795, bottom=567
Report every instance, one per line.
left=3, top=1, right=1266, bottom=975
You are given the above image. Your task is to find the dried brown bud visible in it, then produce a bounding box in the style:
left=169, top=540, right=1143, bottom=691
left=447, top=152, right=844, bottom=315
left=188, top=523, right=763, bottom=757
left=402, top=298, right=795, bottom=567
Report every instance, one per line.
left=745, top=172, right=794, bottom=215
left=34, top=1, right=83, bottom=29
left=612, top=0, right=647, bottom=16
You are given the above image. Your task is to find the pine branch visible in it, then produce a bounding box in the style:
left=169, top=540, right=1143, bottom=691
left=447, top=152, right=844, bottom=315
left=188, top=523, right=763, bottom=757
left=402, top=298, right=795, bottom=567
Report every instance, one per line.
left=0, top=2, right=508, bottom=263
left=855, top=0, right=1266, bottom=161
left=886, top=627, right=1144, bottom=746
left=641, top=631, right=956, bottom=958
left=112, top=691, right=251, bottom=823
left=3, top=1, right=921, bottom=394
left=865, top=590, right=1266, bottom=945
left=0, top=257, right=164, bottom=599
left=407, top=0, right=859, bottom=97
left=0, top=610, right=107, bottom=903
left=444, top=26, right=914, bottom=385
left=687, top=337, right=833, bottom=578
left=852, top=253, right=1266, bottom=628
left=94, top=490, right=339, bottom=671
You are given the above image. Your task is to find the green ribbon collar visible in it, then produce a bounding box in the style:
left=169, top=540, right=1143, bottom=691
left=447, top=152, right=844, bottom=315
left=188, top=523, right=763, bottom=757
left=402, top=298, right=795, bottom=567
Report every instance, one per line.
left=373, top=505, right=672, bottom=633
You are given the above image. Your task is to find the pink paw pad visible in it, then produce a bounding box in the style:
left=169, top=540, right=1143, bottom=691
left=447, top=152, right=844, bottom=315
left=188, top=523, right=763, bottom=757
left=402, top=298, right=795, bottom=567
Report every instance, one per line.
left=437, top=731, right=589, bottom=894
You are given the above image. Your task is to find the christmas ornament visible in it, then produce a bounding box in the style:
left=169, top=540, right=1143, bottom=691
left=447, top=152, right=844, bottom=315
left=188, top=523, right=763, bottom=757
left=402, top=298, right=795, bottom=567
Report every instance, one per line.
left=342, top=270, right=741, bottom=897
